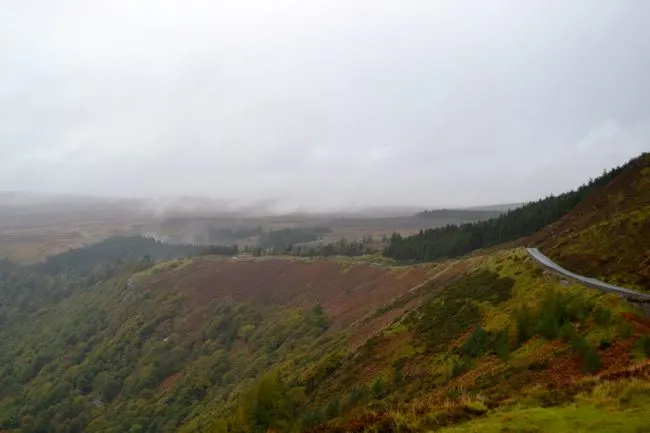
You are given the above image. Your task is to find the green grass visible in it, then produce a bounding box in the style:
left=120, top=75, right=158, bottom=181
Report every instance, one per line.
left=439, top=378, right=650, bottom=433
left=130, top=257, right=194, bottom=281
left=437, top=403, right=650, bottom=433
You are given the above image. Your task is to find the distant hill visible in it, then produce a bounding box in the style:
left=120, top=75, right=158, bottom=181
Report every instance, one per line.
left=531, top=153, right=650, bottom=291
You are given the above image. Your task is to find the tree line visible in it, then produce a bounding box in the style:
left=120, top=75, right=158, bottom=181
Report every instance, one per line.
left=35, top=236, right=239, bottom=276
left=256, top=227, right=332, bottom=251
left=384, top=160, right=631, bottom=262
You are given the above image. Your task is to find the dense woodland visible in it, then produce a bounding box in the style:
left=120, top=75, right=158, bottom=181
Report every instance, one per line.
left=385, top=162, right=629, bottom=262
left=0, top=237, right=337, bottom=432
left=33, top=236, right=239, bottom=276
left=35, top=236, right=203, bottom=276
left=288, top=236, right=380, bottom=257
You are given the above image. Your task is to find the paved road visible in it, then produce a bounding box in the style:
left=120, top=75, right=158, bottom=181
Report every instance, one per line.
left=526, top=248, right=650, bottom=301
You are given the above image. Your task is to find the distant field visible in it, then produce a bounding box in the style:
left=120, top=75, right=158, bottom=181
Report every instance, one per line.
left=0, top=224, right=139, bottom=263
left=148, top=213, right=505, bottom=247
left=0, top=192, right=507, bottom=263
left=0, top=198, right=147, bottom=263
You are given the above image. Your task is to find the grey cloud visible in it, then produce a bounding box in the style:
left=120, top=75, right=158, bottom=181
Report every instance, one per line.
left=1, top=0, right=649, bottom=210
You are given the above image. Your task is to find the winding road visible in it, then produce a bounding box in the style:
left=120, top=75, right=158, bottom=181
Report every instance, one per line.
left=526, top=248, right=650, bottom=302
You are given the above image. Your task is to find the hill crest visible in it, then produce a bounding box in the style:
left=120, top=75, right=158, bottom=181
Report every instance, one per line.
left=532, top=153, right=650, bottom=291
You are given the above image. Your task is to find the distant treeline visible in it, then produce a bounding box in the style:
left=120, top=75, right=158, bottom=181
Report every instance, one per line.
left=385, top=161, right=631, bottom=262
left=257, top=227, right=332, bottom=250
left=35, top=236, right=238, bottom=276
left=415, top=209, right=504, bottom=221
left=208, top=226, right=263, bottom=242
left=288, top=236, right=379, bottom=257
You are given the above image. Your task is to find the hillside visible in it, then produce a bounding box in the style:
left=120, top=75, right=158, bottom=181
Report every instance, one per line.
left=1, top=248, right=650, bottom=432
left=1, top=155, right=650, bottom=432
left=0, top=247, right=448, bottom=432
left=384, top=156, right=638, bottom=262
left=530, top=153, right=650, bottom=292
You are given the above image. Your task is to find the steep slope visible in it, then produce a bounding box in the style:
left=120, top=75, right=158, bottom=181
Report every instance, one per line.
left=141, top=257, right=434, bottom=330
left=297, top=249, right=650, bottom=432
left=530, top=153, right=650, bottom=291
left=0, top=251, right=450, bottom=433
left=2, top=246, right=649, bottom=433
left=2, top=155, right=650, bottom=433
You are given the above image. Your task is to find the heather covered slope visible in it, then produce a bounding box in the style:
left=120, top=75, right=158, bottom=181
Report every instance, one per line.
left=531, top=153, right=650, bottom=291
left=2, top=246, right=649, bottom=433
left=297, top=249, right=650, bottom=433
left=141, top=257, right=435, bottom=330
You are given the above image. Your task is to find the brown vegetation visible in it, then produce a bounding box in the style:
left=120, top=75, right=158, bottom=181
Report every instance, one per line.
left=530, top=153, right=650, bottom=291
left=145, top=258, right=433, bottom=329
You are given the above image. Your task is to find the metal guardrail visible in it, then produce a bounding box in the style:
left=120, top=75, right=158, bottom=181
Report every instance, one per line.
left=526, top=248, right=650, bottom=301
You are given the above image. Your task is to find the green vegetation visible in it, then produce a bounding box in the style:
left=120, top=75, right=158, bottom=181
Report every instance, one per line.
left=412, top=270, right=514, bottom=353
left=440, top=402, right=650, bottom=433
left=298, top=247, right=650, bottom=432
left=385, top=157, right=635, bottom=262
left=35, top=236, right=236, bottom=276
left=257, top=227, right=332, bottom=251
left=1, top=241, right=648, bottom=432
left=535, top=153, right=650, bottom=291
left=0, top=264, right=343, bottom=432
left=441, top=379, right=650, bottom=433
left=512, top=290, right=619, bottom=372
left=636, top=335, right=650, bottom=358
left=0, top=238, right=346, bottom=432
left=1, top=155, right=650, bottom=432
left=290, top=236, right=379, bottom=257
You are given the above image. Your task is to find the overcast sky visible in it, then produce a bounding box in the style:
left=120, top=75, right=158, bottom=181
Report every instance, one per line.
left=1, top=0, right=649, bottom=211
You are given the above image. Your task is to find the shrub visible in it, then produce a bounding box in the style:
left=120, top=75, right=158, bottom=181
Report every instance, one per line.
left=415, top=270, right=514, bottom=353
left=300, top=406, right=325, bottom=429
left=560, top=322, right=578, bottom=342
left=568, top=332, right=601, bottom=373
left=451, top=358, right=472, bottom=378
left=346, top=385, right=368, bottom=407
left=492, top=328, right=511, bottom=361
left=536, top=310, right=561, bottom=339
left=515, top=305, right=535, bottom=345
left=636, top=335, right=650, bottom=357
left=371, top=378, right=387, bottom=399
left=593, top=306, right=613, bottom=327
left=458, top=325, right=490, bottom=358
left=516, top=291, right=601, bottom=348
left=325, top=398, right=340, bottom=418
left=617, top=321, right=634, bottom=339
